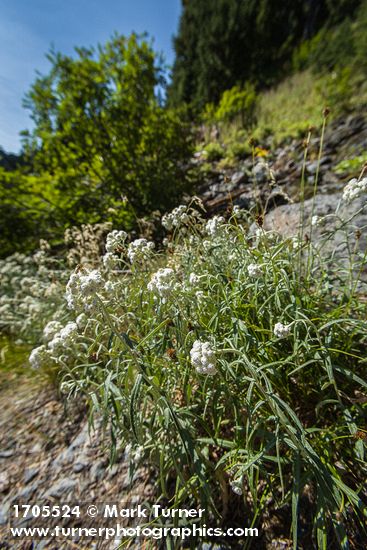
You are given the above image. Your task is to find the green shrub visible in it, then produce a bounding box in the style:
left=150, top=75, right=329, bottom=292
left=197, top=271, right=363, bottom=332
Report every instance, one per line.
left=317, top=67, right=354, bottom=113
left=203, top=142, right=225, bottom=161
left=2, top=33, right=195, bottom=256
left=214, top=84, right=257, bottom=128
left=334, top=153, right=367, bottom=176
left=226, top=141, right=251, bottom=160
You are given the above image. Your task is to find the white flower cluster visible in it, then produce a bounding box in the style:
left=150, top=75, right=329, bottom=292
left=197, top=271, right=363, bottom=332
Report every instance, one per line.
left=127, top=239, right=155, bottom=263
left=311, top=215, right=322, bottom=227
left=292, top=236, right=301, bottom=250
left=65, top=269, right=105, bottom=310
left=147, top=268, right=177, bottom=300
left=29, top=345, right=50, bottom=369
left=205, top=216, right=225, bottom=237
left=162, top=205, right=190, bottom=230
left=47, top=321, right=78, bottom=354
left=102, top=252, right=119, bottom=270
left=190, top=340, right=217, bottom=375
left=0, top=252, right=66, bottom=339
left=342, top=177, right=367, bottom=203
left=232, top=205, right=246, bottom=220
left=247, top=263, right=262, bottom=278
left=230, top=479, right=243, bottom=496
left=189, top=273, right=200, bottom=286
left=30, top=321, right=79, bottom=368
left=43, top=320, right=64, bottom=343
left=273, top=322, right=292, bottom=339
left=105, top=230, right=127, bottom=253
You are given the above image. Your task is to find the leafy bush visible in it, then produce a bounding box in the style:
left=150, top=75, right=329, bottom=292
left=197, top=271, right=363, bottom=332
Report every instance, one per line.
left=203, top=142, right=225, bottom=162
left=214, top=84, right=257, bottom=128
left=334, top=153, right=367, bottom=176
left=0, top=169, right=60, bottom=257
left=0, top=33, right=196, bottom=256
left=226, top=140, right=251, bottom=160
left=317, top=67, right=354, bottom=113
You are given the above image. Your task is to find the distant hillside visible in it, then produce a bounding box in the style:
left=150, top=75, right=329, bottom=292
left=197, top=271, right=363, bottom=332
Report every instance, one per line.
left=168, top=0, right=363, bottom=108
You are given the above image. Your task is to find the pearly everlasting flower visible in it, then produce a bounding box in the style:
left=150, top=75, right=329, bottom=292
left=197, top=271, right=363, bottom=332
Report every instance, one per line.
left=33, top=250, right=47, bottom=265
left=20, top=277, right=36, bottom=291
left=162, top=205, right=190, bottom=230
left=230, top=479, right=243, bottom=496
left=102, top=252, right=119, bottom=270
left=76, top=313, right=88, bottom=330
left=274, top=322, right=292, bottom=339
left=65, top=269, right=104, bottom=310
left=311, top=215, right=320, bottom=227
left=48, top=322, right=78, bottom=354
left=79, top=270, right=104, bottom=296
left=205, top=216, right=225, bottom=237
left=190, top=340, right=217, bottom=375
left=29, top=345, right=50, bottom=369
left=148, top=268, right=176, bottom=300
left=342, top=177, right=367, bottom=203
left=247, top=263, right=262, bottom=278
left=43, top=320, right=63, bottom=343
left=232, top=205, right=246, bottom=220
left=189, top=273, right=200, bottom=286
left=292, top=236, right=301, bottom=250
left=59, top=321, right=78, bottom=341
left=44, top=283, right=60, bottom=298
left=127, top=239, right=155, bottom=263
left=105, top=280, right=117, bottom=294
left=105, top=230, right=127, bottom=253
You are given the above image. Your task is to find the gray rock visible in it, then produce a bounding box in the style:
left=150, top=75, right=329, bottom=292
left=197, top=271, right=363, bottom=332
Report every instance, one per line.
left=107, top=464, right=119, bottom=479
left=13, top=482, right=40, bottom=500
left=231, top=171, right=246, bottom=186
left=0, top=450, right=14, bottom=458
left=306, top=161, right=319, bottom=175
left=0, top=471, right=10, bottom=493
left=0, top=508, right=7, bottom=525
left=45, top=477, right=78, bottom=498
left=30, top=442, right=42, bottom=454
left=233, top=194, right=252, bottom=210
left=24, top=467, right=38, bottom=484
left=33, top=541, right=51, bottom=550
left=54, top=423, right=89, bottom=467
left=260, top=192, right=367, bottom=264
left=253, top=161, right=268, bottom=183
left=209, top=183, right=223, bottom=194
left=73, top=461, right=88, bottom=473
left=90, top=460, right=107, bottom=482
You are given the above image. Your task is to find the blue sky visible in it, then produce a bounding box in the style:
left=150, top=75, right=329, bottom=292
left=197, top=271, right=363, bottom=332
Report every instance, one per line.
left=0, top=0, right=181, bottom=153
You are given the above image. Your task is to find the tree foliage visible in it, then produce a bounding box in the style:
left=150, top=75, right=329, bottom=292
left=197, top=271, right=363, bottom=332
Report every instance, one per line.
left=23, top=33, right=194, bottom=218
left=168, top=0, right=362, bottom=109
left=0, top=34, right=195, bottom=256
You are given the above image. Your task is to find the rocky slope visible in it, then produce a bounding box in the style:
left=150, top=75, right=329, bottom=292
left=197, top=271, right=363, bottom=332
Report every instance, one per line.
left=196, top=112, right=367, bottom=217
left=0, top=371, right=154, bottom=550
